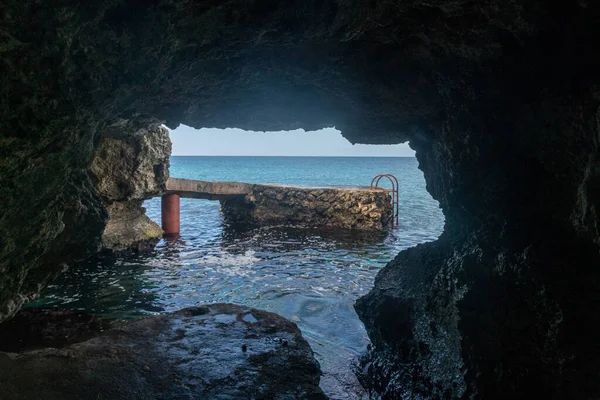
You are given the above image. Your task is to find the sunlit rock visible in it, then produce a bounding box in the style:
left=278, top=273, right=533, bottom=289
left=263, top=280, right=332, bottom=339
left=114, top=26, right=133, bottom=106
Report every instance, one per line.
left=90, top=125, right=171, bottom=253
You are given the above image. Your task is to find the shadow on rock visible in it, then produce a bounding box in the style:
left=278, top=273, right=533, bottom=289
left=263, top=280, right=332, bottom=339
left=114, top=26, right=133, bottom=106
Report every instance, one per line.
left=0, top=304, right=326, bottom=400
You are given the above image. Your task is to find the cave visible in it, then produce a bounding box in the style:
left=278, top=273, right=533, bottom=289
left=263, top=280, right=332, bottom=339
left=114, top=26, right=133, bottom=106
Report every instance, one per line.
left=1, top=1, right=600, bottom=399
left=17, top=125, right=438, bottom=398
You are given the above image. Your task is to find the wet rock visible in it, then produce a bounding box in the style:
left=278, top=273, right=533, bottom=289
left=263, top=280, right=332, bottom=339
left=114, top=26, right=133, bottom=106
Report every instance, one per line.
left=0, top=309, right=114, bottom=353
left=0, top=304, right=326, bottom=400
left=101, top=201, right=164, bottom=253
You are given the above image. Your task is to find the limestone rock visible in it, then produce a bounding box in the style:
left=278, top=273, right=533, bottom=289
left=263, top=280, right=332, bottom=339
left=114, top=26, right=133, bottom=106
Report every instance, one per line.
left=90, top=125, right=171, bottom=253
left=0, top=173, right=108, bottom=322
left=101, top=201, right=164, bottom=253
left=0, top=304, right=326, bottom=400
left=90, top=125, right=171, bottom=203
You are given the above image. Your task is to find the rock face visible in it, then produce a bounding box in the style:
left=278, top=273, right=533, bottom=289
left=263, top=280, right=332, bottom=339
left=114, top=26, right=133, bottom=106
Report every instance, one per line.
left=90, top=125, right=171, bottom=253
left=0, top=309, right=113, bottom=353
left=222, top=185, right=393, bottom=230
left=1, top=1, right=600, bottom=398
left=0, top=304, right=325, bottom=400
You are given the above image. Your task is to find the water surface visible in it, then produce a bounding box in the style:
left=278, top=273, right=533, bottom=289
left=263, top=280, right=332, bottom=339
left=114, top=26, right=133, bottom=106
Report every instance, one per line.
left=30, top=156, right=444, bottom=399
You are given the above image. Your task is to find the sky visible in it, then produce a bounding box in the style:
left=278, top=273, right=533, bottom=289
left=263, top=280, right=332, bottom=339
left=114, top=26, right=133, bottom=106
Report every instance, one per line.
left=168, top=125, right=415, bottom=157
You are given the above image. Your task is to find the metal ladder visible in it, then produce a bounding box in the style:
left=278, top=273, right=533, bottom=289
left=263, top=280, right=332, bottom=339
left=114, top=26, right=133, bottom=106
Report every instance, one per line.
left=370, top=174, right=399, bottom=227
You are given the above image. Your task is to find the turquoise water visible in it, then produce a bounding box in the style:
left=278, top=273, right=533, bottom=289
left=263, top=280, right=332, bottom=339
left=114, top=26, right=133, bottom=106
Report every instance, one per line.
left=29, top=156, right=444, bottom=399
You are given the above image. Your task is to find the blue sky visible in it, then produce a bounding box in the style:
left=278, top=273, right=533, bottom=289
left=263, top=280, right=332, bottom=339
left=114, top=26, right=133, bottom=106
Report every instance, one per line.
left=168, top=125, right=415, bottom=157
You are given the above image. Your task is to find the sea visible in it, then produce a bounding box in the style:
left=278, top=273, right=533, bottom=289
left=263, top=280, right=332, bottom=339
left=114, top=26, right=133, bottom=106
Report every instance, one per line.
left=28, top=156, right=444, bottom=399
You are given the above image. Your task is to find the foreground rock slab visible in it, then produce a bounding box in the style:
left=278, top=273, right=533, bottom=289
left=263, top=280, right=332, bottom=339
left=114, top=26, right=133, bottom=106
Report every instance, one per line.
left=0, top=304, right=326, bottom=400
left=0, top=309, right=113, bottom=353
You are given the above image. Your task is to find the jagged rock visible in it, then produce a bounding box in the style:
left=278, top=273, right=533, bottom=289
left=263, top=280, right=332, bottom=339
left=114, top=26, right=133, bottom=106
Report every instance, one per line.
left=101, top=201, right=164, bottom=253
left=90, top=125, right=171, bottom=253
left=0, top=304, right=326, bottom=400
left=0, top=172, right=108, bottom=322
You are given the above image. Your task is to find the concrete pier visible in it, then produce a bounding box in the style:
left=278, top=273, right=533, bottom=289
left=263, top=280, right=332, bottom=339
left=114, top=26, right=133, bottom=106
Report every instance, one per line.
left=162, top=178, right=394, bottom=231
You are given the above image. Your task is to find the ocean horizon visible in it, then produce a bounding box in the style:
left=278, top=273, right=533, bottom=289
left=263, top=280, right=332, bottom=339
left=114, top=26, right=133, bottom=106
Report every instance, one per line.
left=170, top=154, right=416, bottom=157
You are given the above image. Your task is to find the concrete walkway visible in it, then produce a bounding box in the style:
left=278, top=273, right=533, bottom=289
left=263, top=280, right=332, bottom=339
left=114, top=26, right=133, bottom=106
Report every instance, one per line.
left=165, top=177, right=374, bottom=199
left=165, top=178, right=253, bottom=200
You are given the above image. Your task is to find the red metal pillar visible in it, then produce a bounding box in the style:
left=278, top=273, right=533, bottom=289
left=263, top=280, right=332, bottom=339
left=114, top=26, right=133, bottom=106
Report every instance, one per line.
left=161, top=193, right=180, bottom=237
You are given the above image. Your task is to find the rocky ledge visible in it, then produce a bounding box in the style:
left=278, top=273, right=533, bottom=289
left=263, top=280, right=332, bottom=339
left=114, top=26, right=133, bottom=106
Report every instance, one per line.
left=0, top=309, right=113, bottom=353
left=0, top=304, right=325, bottom=400
left=221, top=184, right=393, bottom=230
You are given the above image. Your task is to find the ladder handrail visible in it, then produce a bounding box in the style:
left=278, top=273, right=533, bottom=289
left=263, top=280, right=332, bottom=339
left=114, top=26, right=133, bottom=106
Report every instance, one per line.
left=370, top=174, right=399, bottom=227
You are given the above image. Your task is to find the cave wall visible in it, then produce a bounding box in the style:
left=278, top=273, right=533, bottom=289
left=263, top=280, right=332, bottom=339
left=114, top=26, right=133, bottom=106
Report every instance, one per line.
left=356, top=10, right=600, bottom=396
left=1, top=1, right=599, bottom=397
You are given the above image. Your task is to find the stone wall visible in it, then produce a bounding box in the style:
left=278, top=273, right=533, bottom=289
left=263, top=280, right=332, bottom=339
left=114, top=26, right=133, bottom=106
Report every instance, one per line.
left=89, top=125, right=171, bottom=253
left=221, top=185, right=393, bottom=230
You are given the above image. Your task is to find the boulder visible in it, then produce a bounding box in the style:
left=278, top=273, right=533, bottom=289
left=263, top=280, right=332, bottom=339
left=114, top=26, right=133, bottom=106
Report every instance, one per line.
left=0, top=304, right=326, bottom=400
left=90, top=125, right=171, bottom=253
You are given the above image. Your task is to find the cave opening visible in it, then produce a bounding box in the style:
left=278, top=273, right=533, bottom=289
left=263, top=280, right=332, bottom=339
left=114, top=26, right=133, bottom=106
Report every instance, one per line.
left=3, top=1, right=599, bottom=398
left=19, top=124, right=444, bottom=398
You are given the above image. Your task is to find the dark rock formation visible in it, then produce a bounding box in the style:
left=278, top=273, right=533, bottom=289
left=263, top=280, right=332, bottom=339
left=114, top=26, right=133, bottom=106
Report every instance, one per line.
left=90, top=125, right=171, bottom=252
left=0, top=309, right=114, bottom=353
left=0, top=1, right=599, bottom=398
left=222, top=185, right=393, bottom=230
left=0, top=304, right=325, bottom=400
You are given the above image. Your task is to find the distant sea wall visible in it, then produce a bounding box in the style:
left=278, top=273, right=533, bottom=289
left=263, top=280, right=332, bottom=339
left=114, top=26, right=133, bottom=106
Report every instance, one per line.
left=220, top=184, right=393, bottom=230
